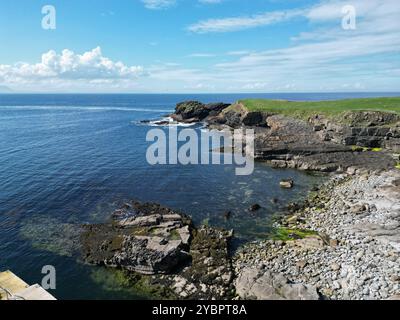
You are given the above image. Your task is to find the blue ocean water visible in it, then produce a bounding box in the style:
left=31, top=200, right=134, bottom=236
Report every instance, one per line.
left=0, top=93, right=398, bottom=299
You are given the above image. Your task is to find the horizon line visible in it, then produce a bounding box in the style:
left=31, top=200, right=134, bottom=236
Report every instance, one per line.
left=1, top=91, right=400, bottom=95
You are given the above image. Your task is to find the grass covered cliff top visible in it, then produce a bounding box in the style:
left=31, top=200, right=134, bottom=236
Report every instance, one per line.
left=240, top=97, right=400, bottom=121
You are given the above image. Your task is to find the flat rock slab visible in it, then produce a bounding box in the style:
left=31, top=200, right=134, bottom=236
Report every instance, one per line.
left=235, top=267, right=320, bottom=300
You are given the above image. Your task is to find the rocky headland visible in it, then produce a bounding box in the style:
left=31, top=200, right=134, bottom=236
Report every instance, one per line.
left=83, top=98, right=400, bottom=300
left=170, top=100, right=400, bottom=173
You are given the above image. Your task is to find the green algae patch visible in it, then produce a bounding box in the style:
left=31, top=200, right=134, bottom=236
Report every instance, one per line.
left=271, top=227, right=318, bottom=241
left=352, top=146, right=383, bottom=152
left=90, top=268, right=177, bottom=300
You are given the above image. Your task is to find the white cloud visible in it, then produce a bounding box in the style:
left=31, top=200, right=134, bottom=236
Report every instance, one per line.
left=188, top=9, right=305, bottom=33
left=188, top=0, right=400, bottom=34
left=141, top=0, right=176, bottom=10
left=198, top=0, right=223, bottom=3
left=227, top=50, right=251, bottom=56
left=171, top=0, right=400, bottom=92
left=0, top=47, right=144, bottom=92
left=188, top=53, right=216, bottom=58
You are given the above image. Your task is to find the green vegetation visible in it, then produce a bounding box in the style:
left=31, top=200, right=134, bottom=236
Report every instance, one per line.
left=241, top=97, right=400, bottom=120
left=271, top=227, right=318, bottom=241
left=351, top=146, right=383, bottom=152
left=90, top=268, right=177, bottom=300
left=396, top=163, right=400, bottom=170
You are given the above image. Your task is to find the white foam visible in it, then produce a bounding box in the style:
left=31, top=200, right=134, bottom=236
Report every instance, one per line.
left=137, top=117, right=197, bottom=128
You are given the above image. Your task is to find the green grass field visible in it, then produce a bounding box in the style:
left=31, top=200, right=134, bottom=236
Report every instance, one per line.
left=240, top=97, right=400, bottom=120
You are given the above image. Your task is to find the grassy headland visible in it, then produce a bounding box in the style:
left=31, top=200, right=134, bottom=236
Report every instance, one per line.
left=240, top=97, right=400, bottom=121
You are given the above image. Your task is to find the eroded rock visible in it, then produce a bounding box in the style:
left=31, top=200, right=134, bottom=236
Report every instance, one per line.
left=81, top=201, right=193, bottom=275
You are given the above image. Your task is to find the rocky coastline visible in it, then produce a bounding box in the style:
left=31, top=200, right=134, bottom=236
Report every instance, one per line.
left=82, top=100, right=400, bottom=300
left=234, top=170, right=400, bottom=300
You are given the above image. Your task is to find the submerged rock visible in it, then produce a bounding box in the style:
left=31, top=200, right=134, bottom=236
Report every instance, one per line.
left=280, top=179, right=294, bottom=189
left=249, top=204, right=262, bottom=212
left=20, top=216, right=82, bottom=257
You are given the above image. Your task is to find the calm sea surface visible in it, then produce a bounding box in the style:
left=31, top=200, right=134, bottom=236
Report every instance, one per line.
left=0, top=93, right=398, bottom=299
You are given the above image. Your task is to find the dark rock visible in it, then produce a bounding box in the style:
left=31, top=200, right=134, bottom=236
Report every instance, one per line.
left=249, top=204, right=261, bottom=212
left=174, top=101, right=229, bottom=122
left=153, top=120, right=170, bottom=126
left=205, top=103, right=230, bottom=114
left=224, top=110, right=244, bottom=128
left=223, top=211, right=232, bottom=220
left=287, top=202, right=302, bottom=213
left=271, top=198, right=279, bottom=204
left=175, top=101, right=207, bottom=120
left=242, top=112, right=267, bottom=127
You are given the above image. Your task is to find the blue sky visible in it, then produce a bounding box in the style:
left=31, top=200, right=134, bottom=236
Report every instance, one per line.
left=0, top=0, right=399, bottom=93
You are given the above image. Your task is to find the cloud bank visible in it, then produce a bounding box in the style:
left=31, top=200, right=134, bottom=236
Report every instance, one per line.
left=0, top=47, right=144, bottom=92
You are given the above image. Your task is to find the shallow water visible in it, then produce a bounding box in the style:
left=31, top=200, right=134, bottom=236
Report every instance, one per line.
left=1, top=93, right=394, bottom=299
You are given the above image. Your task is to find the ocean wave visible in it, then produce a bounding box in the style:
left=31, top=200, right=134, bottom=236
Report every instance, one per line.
left=133, top=117, right=197, bottom=128
left=0, top=105, right=172, bottom=113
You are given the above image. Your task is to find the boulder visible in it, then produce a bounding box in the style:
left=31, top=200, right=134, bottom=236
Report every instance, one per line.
left=280, top=179, right=294, bottom=189
left=249, top=204, right=261, bottom=212
left=290, top=236, right=325, bottom=250
left=350, top=204, right=368, bottom=215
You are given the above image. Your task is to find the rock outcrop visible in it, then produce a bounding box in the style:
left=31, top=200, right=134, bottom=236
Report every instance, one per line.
left=81, top=201, right=193, bottom=275
left=169, top=101, right=399, bottom=173
left=171, top=101, right=230, bottom=123
left=80, top=201, right=235, bottom=299
left=309, top=112, right=400, bottom=152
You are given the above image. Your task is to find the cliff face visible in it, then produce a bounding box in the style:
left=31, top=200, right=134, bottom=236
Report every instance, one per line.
left=171, top=101, right=400, bottom=173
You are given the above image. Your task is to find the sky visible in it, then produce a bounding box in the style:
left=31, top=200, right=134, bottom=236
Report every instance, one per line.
left=0, top=0, right=399, bottom=93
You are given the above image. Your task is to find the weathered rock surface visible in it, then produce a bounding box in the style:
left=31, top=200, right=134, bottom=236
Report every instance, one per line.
left=175, top=226, right=235, bottom=299
left=235, top=267, right=320, bottom=300
left=169, top=101, right=399, bottom=173
left=309, top=112, right=400, bottom=152
left=81, top=201, right=193, bottom=275
left=81, top=201, right=235, bottom=299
